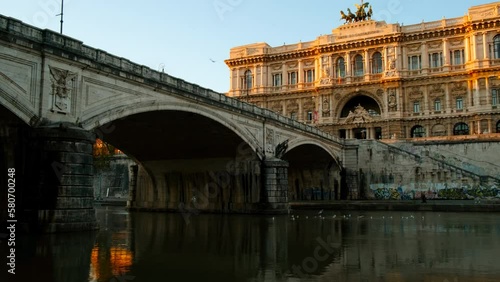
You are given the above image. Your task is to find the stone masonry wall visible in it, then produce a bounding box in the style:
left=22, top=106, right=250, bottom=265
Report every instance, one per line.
left=349, top=140, right=499, bottom=201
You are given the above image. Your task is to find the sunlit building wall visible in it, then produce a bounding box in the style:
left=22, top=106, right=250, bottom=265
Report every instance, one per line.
left=225, top=2, right=500, bottom=140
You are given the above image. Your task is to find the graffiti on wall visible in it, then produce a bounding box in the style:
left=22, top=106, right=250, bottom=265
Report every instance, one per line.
left=369, top=182, right=500, bottom=200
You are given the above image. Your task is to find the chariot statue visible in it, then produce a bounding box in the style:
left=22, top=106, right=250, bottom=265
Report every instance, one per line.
left=340, top=1, right=373, bottom=24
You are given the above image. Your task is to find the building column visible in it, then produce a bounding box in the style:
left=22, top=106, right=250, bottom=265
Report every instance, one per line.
left=445, top=83, right=451, bottom=113
left=345, top=52, right=351, bottom=77
left=443, top=38, right=450, bottom=66
left=486, top=77, right=491, bottom=105
left=477, top=120, right=482, bottom=134
left=384, top=46, right=389, bottom=71
left=422, top=42, right=429, bottom=73
left=282, top=62, right=288, bottom=89
left=472, top=33, right=478, bottom=61
left=329, top=54, right=334, bottom=78
left=465, top=36, right=471, bottom=63
left=488, top=119, right=493, bottom=133
left=469, top=121, right=475, bottom=135
left=27, top=124, right=97, bottom=233
left=298, top=59, right=303, bottom=88
left=398, top=45, right=405, bottom=71
left=364, top=49, right=370, bottom=80
left=483, top=32, right=489, bottom=60
left=253, top=64, right=258, bottom=90
left=236, top=68, right=242, bottom=90
left=468, top=80, right=474, bottom=108
left=260, top=158, right=289, bottom=214
left=447, top=122, right=453, bottom=136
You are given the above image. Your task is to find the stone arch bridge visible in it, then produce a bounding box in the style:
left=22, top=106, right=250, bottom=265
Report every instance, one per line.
left=0, top=16, right=358, bottom=232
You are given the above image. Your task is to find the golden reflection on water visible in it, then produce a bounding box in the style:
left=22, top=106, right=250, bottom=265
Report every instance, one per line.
left=89, top=242, right=134, bottom=281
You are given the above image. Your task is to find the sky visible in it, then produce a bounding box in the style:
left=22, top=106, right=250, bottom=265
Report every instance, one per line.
left=0, top=0, right=496, bottom=93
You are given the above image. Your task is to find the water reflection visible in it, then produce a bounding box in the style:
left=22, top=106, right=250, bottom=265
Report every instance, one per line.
left=4, top=208, right=500, bottom=282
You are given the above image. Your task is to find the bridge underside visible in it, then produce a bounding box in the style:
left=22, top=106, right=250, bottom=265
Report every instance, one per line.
left=284, top=144, right=345, bottom=201
left=0, top=105, right=97, bottom=233
left=97, top=110, right=288, bottom=214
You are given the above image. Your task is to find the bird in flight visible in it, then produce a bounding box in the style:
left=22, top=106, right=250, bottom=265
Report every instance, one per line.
left=209, top=58, right=216, bottom=63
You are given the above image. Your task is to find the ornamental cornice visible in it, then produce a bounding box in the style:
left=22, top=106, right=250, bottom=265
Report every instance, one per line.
left=225, top=19, right=500, bottom=68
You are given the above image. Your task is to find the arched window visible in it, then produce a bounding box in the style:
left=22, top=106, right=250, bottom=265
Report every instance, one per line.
left=354, top=55, right=364, bottom=77
left=244, top=70, right=252, bottom=89
left=411, top=125, right=425, bottom=138
left=372, top=52, right=382, bottom=74
left=337, top=57, right=346, bottom=78
left=453, top=122, right=469, bottom=135
left=497, top=120, right=500, bottom=133
left=494, top=35, right=500, bottom=59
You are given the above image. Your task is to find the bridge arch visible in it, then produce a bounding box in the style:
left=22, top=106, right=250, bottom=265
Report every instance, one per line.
left=81, top=100, right=263, bottom=160
left=0, top=80, right=38, bottom=126
left=286, top=137, right=342, bottom=166
left=284, top=138, right=344, bottom=201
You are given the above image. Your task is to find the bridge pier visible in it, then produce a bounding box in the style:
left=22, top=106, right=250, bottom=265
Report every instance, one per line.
left=24, top=124, right=97, bottom=233
left=260, top=158, right=289, bottom=213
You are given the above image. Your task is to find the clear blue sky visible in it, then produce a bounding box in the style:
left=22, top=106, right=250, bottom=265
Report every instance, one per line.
left=0, top=0, right=495, bottom=93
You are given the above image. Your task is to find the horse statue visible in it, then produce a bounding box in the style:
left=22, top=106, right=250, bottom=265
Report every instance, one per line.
left=340, top=10, right=353, bottom=24
left=340, top=2, right=371, bottom=23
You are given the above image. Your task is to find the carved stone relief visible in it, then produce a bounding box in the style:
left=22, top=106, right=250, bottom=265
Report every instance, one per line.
left=322, top=98, right=331, bottom=117
left=49, top=66, right=77, bottom=114
left=408, top=86, right=423, bottom=101
left=388, top=89, right=397, bottom=111
left=450, top=82, right=467, bottom=97
left=266, top=128, right=274, bottom=153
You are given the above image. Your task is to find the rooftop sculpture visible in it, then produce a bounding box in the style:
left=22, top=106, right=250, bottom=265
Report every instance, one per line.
left=340, top=1, right=373, bottom=24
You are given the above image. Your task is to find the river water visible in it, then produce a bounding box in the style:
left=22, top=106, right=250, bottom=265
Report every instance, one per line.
left=4, top=206, right=500, bottom=282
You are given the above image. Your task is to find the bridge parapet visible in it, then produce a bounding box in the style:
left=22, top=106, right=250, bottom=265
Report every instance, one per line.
left=0, top=14, right=342, bottom=146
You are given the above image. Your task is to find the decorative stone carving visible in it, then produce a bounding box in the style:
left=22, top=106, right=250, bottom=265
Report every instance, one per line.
left=408, top=86, right=423, bottom=101
left=428, top=41, right=442, bottom=49
left=287, top=100, right=299, bottom=113
left=385, top=58, right=398, bottom=77
left=266, top=128, right=274, bottom=153
left=344, top=104, right=372, bottom=124
left=388, top=89, right=397, bottom=111
left=322, top=98, right=330, bottom=117
left=450, top=82, right=467, bottom=96
left=275, top=139, right=288, bottom=159
left=429, top=84, right=445, bottom=98
left=49, top=66, right=77, bottom=114
left=407, top=43, right=421, bottom=52
left=303, top=99, right=314, bottom=111
left=271, top=64, right=282, bottom=70
left=270, top=102, right=282, bottom=114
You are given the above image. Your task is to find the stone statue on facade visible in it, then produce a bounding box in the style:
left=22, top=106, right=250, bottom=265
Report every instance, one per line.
left=275, top=139, right=288, bottom=159
left=340, top=1, right=372, bottom=24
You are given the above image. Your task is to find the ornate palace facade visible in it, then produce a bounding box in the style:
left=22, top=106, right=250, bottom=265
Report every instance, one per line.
left=225, top=2, right=500, bottom=140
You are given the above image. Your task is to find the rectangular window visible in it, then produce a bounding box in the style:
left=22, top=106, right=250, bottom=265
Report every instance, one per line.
left=456, top=97, right=463, bottom=110
left=429, top=52, right=443, bottom=68
left=305, top=69, right=315, bottom=83
left=307, top=111, right=313, bottom=121
left=288, top=71, right=297, bottom=85
left=434, top=99, right=441, bottom=111
left=408, top=55, right=421, bottom=70
left=493, top=89, right=498, bottom=106
left=451, top=49, right=464, bottom=65
left=272, top=73, right=282, bottom=87
left=413, top=101, right=420, bottom=113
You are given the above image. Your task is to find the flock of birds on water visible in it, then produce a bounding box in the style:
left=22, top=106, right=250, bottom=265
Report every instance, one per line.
left=270, top=209, right=432, bottom=222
